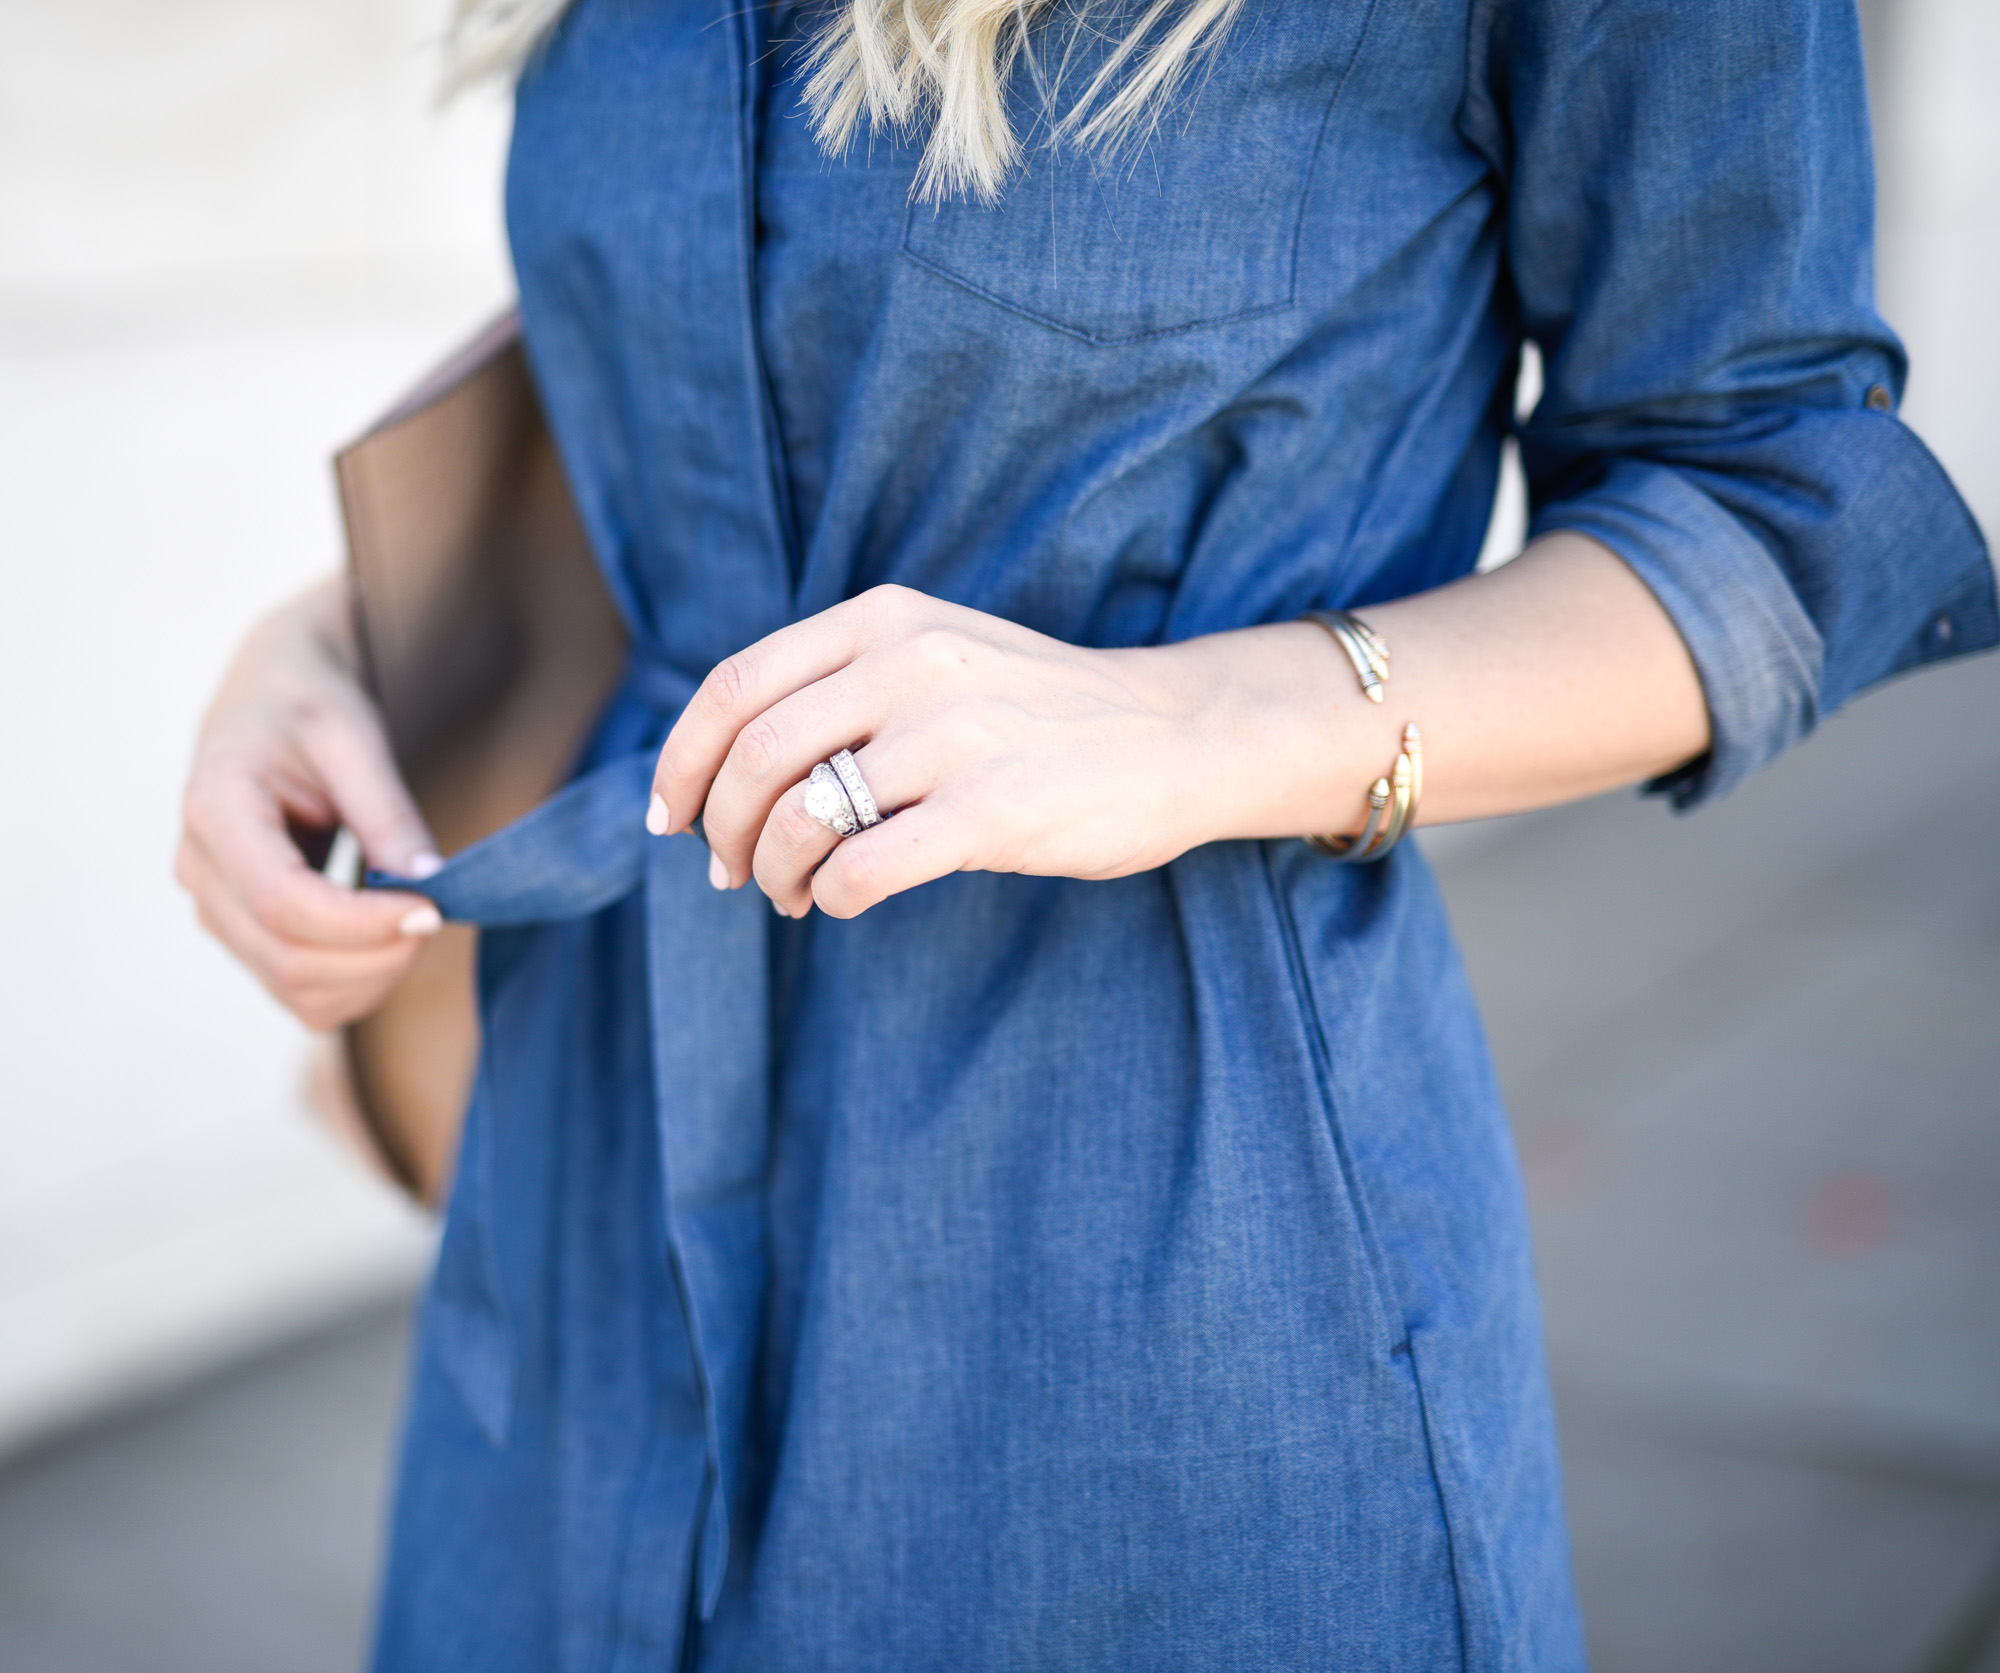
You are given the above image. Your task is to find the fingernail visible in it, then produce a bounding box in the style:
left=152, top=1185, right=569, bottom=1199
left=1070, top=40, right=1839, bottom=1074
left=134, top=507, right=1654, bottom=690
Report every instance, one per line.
left=399, top=903, right=443, bottom=937
left=708, top=851, right=729, bottom=891
left=407, top=851, right=444, bottom=880
left=772, top=899, right=789, bottom=918
left=646, top=794, right=671, bottom=836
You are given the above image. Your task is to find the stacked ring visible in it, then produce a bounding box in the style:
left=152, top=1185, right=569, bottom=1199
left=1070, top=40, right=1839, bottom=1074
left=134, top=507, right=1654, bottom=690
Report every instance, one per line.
left=828, top=749, right=882, bottom=828
left=803, top=748, right=886, bottom=838
left=804, top=762, right=860, bottom=836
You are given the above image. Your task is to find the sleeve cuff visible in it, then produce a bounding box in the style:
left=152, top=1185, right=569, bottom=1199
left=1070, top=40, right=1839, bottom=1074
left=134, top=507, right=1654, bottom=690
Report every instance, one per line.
left=1531, top=458, right=1824, bottom=809
left=1529, top=408, right=1997, bottom=811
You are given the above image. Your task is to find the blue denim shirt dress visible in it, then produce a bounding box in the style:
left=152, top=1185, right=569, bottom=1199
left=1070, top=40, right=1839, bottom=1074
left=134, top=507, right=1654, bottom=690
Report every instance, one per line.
left=368, top=2, right=1997, bottom=1669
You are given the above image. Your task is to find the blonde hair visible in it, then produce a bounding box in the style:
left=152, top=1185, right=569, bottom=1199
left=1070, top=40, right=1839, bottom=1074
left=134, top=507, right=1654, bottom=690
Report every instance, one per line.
left=445, top=0, right=1246, bottom=203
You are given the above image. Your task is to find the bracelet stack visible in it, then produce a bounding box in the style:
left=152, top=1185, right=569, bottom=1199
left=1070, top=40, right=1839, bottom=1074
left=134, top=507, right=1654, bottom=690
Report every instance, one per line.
left=1301, top=609, right=1423, bottom=864
left=1306, top=723, right=1423, bottom=862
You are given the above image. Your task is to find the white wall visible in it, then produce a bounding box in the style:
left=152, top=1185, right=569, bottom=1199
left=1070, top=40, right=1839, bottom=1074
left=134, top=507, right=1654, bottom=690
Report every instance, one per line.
left=0, top=0, right=513, bottom=1454
left=1873, top=0, right=2000, bottom=538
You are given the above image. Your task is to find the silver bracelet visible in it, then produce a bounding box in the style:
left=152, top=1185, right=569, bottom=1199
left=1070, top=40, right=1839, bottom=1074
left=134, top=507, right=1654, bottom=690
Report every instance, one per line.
left=1303, top=609, right=1389, bottom=704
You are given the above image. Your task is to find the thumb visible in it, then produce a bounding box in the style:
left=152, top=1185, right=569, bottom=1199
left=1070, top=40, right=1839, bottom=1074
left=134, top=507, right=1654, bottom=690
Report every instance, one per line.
left=298, top=701, right=441, bottom=878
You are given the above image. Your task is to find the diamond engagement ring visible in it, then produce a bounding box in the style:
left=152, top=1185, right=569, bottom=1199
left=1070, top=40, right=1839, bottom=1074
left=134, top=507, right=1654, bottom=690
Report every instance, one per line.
left=827, top=749, right=883, bottom=828
left=803, top=762, right=860, bottom=836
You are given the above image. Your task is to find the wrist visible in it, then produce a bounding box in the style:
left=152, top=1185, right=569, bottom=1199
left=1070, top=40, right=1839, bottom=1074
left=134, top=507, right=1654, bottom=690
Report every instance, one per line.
left=293, top=574, right=361, bottom=675
left=1151, top=623, right=1403, bottom=850
left=211, top=576, right=367, bottom=730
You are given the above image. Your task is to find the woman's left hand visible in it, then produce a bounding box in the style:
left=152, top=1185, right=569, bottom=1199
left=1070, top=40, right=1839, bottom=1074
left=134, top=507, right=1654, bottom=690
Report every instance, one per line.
left=647, top=535, right=1716, bottom=917
left=648, top=585, right=1236, bottom=919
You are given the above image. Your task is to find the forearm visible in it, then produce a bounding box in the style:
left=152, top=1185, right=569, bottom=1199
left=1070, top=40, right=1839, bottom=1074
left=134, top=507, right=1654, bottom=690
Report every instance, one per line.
left=1157, top=532, right=1711, bottom=846
left=204, top=574, right=359, bottom=723
left=656, top=538, right=1709, bottom=916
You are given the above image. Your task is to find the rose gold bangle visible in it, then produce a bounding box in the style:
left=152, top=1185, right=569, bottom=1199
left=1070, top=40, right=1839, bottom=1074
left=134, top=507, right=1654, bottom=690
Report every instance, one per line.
left=1307, top=724, right=1423, bottom=864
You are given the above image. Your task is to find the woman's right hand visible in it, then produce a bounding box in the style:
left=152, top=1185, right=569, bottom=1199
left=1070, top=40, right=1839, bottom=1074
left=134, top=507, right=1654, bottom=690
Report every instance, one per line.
left=176, top=576, right=444, bottom=1032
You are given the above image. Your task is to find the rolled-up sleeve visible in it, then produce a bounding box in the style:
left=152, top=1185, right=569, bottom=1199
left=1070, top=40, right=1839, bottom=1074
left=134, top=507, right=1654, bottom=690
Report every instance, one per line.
left=1464, top=0, right=1996, bottom=806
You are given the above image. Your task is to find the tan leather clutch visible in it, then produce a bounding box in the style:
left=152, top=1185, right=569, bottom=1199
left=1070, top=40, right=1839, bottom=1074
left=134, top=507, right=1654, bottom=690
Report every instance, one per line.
left=327, top=313, right=627, bottom=1205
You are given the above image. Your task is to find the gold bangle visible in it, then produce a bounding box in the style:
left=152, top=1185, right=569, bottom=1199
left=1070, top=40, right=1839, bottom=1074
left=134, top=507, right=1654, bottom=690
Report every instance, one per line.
left=1302, top=609, right=1389, bottom=703
left=1310, top=775, right=1390, bottom=860
left=1308, top=723, right=1423, bottom=863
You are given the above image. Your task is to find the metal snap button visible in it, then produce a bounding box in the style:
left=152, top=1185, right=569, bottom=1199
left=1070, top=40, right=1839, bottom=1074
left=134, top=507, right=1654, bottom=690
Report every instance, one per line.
left=1866, top=384, right=1893, bottom=412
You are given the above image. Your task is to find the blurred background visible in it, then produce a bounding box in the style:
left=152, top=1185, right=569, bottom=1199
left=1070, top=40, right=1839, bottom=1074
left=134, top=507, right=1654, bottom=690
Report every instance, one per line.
left=0, top=1, right=1992, bottom=1669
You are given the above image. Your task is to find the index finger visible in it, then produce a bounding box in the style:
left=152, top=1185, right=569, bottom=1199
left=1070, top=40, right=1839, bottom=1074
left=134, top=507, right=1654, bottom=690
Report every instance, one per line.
left=191, top=778, right=438, bottom=948
left=650, top=587, right=919, bottom=837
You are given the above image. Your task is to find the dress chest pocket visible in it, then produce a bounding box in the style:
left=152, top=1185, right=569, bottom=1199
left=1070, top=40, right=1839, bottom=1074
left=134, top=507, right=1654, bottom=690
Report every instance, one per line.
left=899, top=5, right=1373, bottom=346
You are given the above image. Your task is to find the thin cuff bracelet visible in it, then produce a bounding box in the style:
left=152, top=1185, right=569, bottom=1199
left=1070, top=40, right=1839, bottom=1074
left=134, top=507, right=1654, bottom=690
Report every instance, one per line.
left=1303, top=609, right=1389, bottom=703
left=1308, top=723, right=1423, bottom=863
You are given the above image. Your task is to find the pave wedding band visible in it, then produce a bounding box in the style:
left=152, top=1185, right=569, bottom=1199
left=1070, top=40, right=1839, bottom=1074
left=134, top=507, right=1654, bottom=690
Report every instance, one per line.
left=804, top=762, right=860, bottom=836
left=828, top=749, right=883, bottom=829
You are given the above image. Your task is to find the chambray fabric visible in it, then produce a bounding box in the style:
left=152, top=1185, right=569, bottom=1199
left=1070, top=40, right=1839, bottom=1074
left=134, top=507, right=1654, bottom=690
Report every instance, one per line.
left=369, top=2, right=1995, bottom=1670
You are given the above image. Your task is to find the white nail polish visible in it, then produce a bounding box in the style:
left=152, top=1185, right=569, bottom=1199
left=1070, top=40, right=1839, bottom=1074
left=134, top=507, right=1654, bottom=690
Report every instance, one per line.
left=708, top=851, right=729, bottom=891
left=407, top=851, right=444, bottom=880
left=399, top=903, right=443, bottom=937
left=646, top=793, right=671, bottom=836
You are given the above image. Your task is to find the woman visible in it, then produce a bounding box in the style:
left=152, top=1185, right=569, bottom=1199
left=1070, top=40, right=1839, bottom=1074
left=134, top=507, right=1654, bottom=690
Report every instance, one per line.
left=178, top=1, right=1993, bottom=1667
